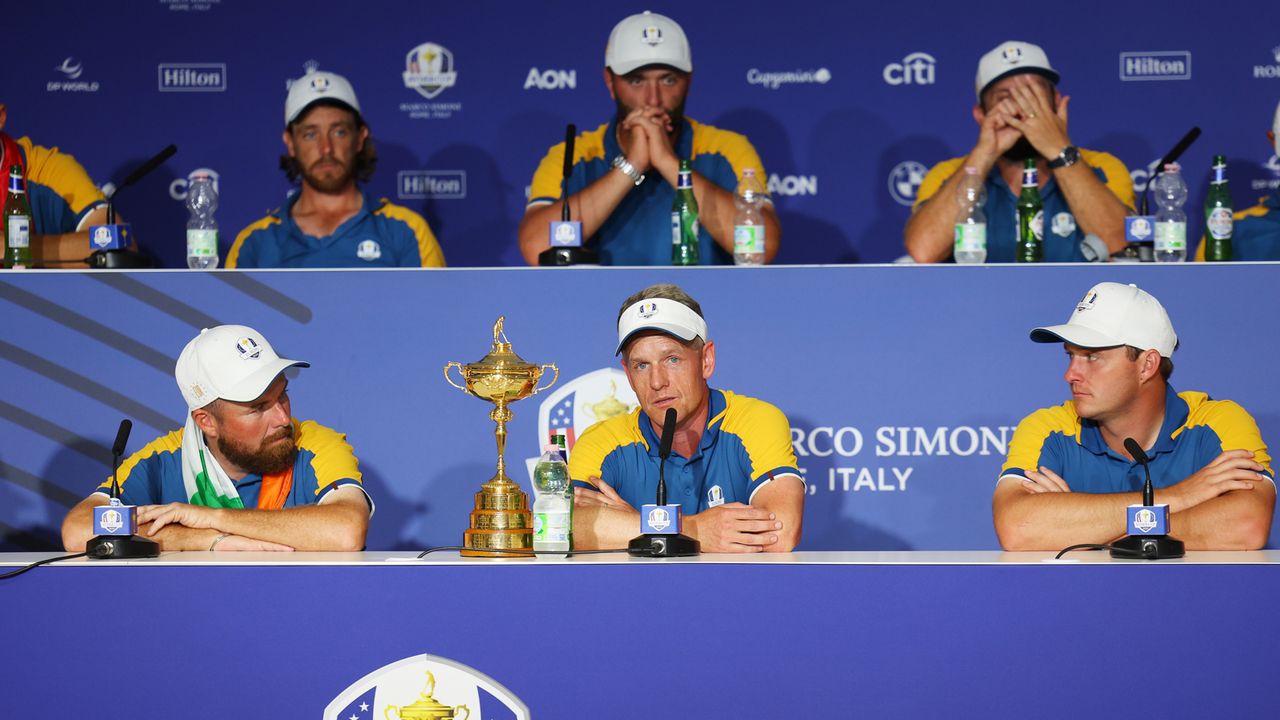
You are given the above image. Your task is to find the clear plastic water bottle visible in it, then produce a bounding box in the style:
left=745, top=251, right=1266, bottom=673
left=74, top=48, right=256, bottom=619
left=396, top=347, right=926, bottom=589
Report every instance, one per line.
left=532, top=443, right=572, bottom=555
left=186, top=174, right=220, bottom=269
left=732, top=168, right=767, bottom=266
left=953, top=166, right=987, bottom=264
left=1151, top=163, right=1187, bottom=263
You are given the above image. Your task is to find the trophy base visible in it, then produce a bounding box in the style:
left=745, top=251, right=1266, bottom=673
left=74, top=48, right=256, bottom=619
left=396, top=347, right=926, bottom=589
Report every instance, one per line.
left=462, top=480, right=534, bottom=557
left=461, top=527, right=534, bottom=558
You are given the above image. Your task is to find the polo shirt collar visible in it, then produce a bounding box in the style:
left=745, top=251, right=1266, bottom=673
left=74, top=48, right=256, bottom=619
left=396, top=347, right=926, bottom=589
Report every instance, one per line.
left=1079, top=384, right=1187, bottom=457
left=278, top=188, right=374, bottom=240
left=637, top=388, right=726, bottom=460
left=987, top=162, right=1060, bottom=201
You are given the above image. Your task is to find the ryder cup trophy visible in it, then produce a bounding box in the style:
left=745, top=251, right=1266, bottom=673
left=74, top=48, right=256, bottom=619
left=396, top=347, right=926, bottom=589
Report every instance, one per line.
left=444, top=317, right=558, bottom=557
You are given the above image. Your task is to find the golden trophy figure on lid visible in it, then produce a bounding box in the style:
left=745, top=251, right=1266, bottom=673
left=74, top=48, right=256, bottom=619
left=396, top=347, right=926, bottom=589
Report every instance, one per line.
left=444, top=317, right=558, bottom=557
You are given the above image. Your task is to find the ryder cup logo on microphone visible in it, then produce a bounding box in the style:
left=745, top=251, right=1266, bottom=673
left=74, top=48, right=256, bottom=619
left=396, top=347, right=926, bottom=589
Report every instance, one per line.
left=647, top=507, right=671, bottom=531
left=93, top=500, right=137, bottom=536
left=1127, top=504, right=1169, bottom=535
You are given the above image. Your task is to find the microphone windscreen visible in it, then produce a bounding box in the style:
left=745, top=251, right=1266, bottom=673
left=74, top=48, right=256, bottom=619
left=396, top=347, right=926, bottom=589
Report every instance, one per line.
left=658, top=408, right=677, bottom=458
left=112, top=419, right=133, bottom=457
left=1123, top=437, right=1148, bottom=464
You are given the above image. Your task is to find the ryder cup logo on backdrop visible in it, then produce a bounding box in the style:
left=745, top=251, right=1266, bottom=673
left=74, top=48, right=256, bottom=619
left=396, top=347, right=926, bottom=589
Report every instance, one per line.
left=325, top=655, right=528, bottom=720
left=883, top=52, right=936, bottom=85
left=169, top=168, right=220, bottom=200
left=888, top=161, right=927, bottom=206
left=524, top=368, right=638, bottom=483
left=525, top=68, right=576, bottom=90
left=746, top=67, right=832, bottom=90
left=403, top=43, right=457, bottom=99
left=47, top=57, right=99, bottom=93
left=1119, top=51, right=1191, bottom=81
left=157, top=63, right=227, bottom=92
left=1252, top=46, right=1280, bottom=79
left=398, top=171, right=466, bottom=199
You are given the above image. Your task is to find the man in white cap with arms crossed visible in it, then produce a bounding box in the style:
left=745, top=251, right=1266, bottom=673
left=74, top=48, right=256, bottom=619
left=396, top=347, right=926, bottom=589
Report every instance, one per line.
left=993, top=283, right=1274, bottom=550
left=569, top=284, right=803, bottom=552
left=905, top=41, right=1133, bottom=262
left=228, top=70, right=444, bottom=267
left=62, top=325, right=371, bottom=552
left=518, top=11, right=780, bottom=265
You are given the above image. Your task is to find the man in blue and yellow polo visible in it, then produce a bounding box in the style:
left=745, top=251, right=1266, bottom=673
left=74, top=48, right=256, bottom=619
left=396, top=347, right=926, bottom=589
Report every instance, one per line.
left=228, top=71, right=445, bottom=268
left=518, top=12, right=780, bottom=266
left=0, top=101, right=112, bottom=267
left=569, top=284, right=803, bottom=552
left=61, top=324, right=372, bottom=553
left=993, top=282, right=1274, bottom=551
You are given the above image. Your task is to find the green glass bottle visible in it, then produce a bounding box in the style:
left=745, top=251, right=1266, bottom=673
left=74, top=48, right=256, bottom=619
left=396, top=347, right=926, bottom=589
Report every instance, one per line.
left=4, top=164, right=34, bottom=269
left=1016, top=158, right=1044, bottom=263
left=671, top=160, right=700, bottom=266
left=1204, top=154, right=1233, bottom=262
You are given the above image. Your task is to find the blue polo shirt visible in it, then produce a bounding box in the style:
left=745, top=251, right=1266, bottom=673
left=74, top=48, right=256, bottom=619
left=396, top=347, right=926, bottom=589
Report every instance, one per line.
left=94, top=420, right=369, bottom=509
left=527, top=117, right=769, bottom=266
left=227, top=190, right=445, bottom=268
left=3, top=135, right=107, bottom=234
left=914, top=150, right=1134, bottom=262
left=1001, top=386, right=1273, bottom=493
left=568, top=389, right=802, bottom=516
left=1195, top=190, right=1280, bottom=261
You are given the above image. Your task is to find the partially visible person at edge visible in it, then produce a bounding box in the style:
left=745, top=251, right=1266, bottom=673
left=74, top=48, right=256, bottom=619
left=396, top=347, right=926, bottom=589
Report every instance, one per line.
left=518, top=11, right=780, bottom=265
left=228, top=71, right=445, bottom=268
left=1195, top=98, right=1280, bottom=261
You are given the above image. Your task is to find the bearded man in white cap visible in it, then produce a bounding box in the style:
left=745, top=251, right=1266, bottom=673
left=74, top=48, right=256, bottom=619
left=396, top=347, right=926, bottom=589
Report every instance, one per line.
left=906, top=41, right=1133, bottom=263
left=569, top=284, right=804, bottom=552
left=518, top=11, right=780, bottom=266
left=228, top=70, right=444, bottom=268
left=993, top=283, right=1274, bottom=550
left=61, top=325, right=371, bottom=552
left=1195, top=99, right=1280, bottom=261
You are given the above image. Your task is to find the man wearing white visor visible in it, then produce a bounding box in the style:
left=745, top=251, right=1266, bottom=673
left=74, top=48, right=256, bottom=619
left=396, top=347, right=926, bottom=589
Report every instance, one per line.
left=993, top=283, right=1274, bottom=550
left=519, top=11, right=779, bottom=266
left=62, top=325, right=371, bottom=552
left=906, top=41, right=1133, bottom=263
left=568, top=284, right=804, bottom=552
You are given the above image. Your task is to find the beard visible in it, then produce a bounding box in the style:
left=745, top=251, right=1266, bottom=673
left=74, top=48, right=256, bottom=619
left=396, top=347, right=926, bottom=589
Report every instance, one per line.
left=301, top=156, right=357, bottom=193
left=614, top=99, right=686, bottom=140
left=215, top=426, right=297, bottom=475
left=1002, top=137, right=1040, bottom=163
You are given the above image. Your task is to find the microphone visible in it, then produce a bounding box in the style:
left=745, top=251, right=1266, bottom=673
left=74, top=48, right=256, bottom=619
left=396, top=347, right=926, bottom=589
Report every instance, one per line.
left=1109, top=437, right=1185, bottom=559
left=538, top=125, right=598, bottom=267
left=1121, top=128, right=1200, bottom=263
left=628, top=408, right=700, bottom=557
left=86, top=418, right=160, bottom=560
left=86, top=145, right=176, bottom=268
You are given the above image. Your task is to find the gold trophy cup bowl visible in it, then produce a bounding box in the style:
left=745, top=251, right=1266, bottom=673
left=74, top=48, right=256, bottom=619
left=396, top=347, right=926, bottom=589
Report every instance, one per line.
left=444, top=317, right=558, bottom=557
left=385, top=672, right=471, bottom=720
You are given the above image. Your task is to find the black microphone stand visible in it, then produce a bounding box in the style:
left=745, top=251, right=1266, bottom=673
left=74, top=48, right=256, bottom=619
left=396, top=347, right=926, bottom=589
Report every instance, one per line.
left=538, top=124, right=599, bottom=266
left=1110, top=439, right=1185, bottom=559
left=628, top=409, right=700, bottom=557
left=86, top=420, right=160, bottom=560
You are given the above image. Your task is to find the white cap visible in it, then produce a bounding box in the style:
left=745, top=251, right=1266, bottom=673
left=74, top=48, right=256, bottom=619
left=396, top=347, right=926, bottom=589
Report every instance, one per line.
left=1030, top=283, right=1178, bottom=358
left=175, top=325, right=309, bottom=411
left=975, top=41, right=1059, bottom=98
left=615, top=298, right=707, bottom=356
left=605, top=11, right=692, bottom=75
left=285, top=70, right=361, bottom=126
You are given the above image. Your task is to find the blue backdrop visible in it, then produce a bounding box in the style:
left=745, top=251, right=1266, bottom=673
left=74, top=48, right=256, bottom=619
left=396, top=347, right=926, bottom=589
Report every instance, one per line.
left=1, top=265, right=1277, bottom=551
left=7, top=0, right=1280, bottom=267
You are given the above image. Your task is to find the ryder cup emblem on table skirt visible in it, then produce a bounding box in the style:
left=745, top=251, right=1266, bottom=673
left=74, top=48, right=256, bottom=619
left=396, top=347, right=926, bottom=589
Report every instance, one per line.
left=325, top=654, right=529, bottom=720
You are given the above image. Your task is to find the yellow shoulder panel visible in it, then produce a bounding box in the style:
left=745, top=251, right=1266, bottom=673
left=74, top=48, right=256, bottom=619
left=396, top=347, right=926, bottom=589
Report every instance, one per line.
left=297, top=420, right=362, bottom=495
left=226, top=214, right=281, bottom=268
left=99, top=428, right=184, bottom=491
left=1001, top=402, right=1080, bottom=476
left=913, top=157, right=965, bottom=211
left=376, top=200, right=446, bottom=267
left=528, top=123, right=610, bottom=204
left=568, top=410, right=644, bottom=487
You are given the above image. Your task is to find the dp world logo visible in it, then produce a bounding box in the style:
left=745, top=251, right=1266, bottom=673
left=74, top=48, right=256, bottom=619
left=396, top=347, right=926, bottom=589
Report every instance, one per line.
left=523, top=368, right=637, bottom=483
left=56, top=57, right=83, bottom=80
left=403, top=42, right=458, bottom=99
left=326, top=655, right=528, bottom=720
left=888, top=161, right=927, bottom=206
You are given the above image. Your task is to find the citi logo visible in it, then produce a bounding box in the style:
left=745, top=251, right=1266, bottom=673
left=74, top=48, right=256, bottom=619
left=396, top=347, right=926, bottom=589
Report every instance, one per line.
left=1253, top=46, right=1280, bottom=79
left=398, top=170, right=466, bottom=199
left=169, top=168, right=220, bottom=200
left=768, top=174, right=817, bottom=197
left=525, top=68, right=576, bottom=90
left=1119, top=52, right=1191, bottom=81
left=883, top=52, right=936, bottom=86
left=158, top=63, right=227, bottom=92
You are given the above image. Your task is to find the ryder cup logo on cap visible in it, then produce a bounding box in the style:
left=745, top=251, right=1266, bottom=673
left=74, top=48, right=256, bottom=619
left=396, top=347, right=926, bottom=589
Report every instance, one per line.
left=976, top=40, right=1059, bottom=97
left=615, top=297, right=708, bottom=355
left=285, top=69, right=361, bottom=126
left=606, top=11, right=692, bottom=75
left=1030, top=282, right=1178, bottom=358
left=175, top=325, right=309, bottom=410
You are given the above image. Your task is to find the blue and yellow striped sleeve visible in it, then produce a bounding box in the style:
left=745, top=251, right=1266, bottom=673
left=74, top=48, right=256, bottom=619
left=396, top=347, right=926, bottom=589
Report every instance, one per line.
left=719, top=395, right=802, bottom=499
left=96, top=429, right=184, bottom=504
left=528, top=124, right=609, bottom=207
left=296, top=421, right=363, bottom=502
left=376, top=201, right=446, bottom=267
left=1184, top=395, right=1274, bottom=478
left=690, top=120, right=772, bottom=200
left=1080, top=149, right=1135, bottom=212
left=568, top=413, right=642, bottom=490
left=18, top=137, right=107, bottom=231
left=913, top=157, right=964, bottom=212
left=227, top=215, right=279, bottom=268
left=1000, top=403, right=1080, bottom=482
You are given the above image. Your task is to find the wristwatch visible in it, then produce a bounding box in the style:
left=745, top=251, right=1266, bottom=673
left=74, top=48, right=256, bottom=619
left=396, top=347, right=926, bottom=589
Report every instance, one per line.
left=1049, top=145, right=1081, bottom=169
left=612, top=155, right=645, bottom=186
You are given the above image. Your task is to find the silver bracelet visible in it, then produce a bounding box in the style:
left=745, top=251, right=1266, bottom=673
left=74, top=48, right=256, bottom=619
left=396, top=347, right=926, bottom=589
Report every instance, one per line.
left=208, top=533, right=231, bottom=552
left=612, top=155, right=645, bottom=186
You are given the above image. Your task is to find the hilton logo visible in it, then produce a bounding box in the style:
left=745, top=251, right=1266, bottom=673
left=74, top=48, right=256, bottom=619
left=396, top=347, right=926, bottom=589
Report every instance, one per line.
left=1119, top=52, right=1191, bottom=81
left=398, top=170, right=466, bottom=199
left=158, top=63, right=227, bottom=91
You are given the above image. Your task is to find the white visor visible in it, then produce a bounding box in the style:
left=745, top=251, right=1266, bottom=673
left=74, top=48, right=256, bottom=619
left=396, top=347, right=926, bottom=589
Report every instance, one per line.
left=615, top=298, right=707, bottom=355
